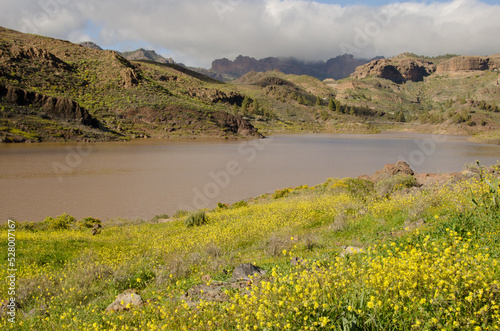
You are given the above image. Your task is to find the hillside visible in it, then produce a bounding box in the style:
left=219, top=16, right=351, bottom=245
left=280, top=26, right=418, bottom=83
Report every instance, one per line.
left=2, top=162, right=500, bottom=329
left=0, top=27, right=261, bottom=142
left=1, top=27, right=500, bottom=143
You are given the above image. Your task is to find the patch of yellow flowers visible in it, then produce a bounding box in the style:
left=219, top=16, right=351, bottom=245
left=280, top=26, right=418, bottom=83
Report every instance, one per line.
left=1, top=174, right=499, bottom=330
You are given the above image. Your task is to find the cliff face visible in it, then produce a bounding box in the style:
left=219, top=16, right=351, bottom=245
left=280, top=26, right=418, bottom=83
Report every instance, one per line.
left=0, top=84, right=96, bottom=126
left=351, top=58, right=436, bottom=84
left=436, top=55, right=500, bottom=72
left=211, top=54, right=376, bottom=80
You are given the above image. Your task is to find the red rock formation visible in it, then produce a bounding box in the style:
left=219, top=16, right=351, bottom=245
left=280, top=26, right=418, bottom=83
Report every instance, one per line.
left=351, top=58, right=436, bottom=84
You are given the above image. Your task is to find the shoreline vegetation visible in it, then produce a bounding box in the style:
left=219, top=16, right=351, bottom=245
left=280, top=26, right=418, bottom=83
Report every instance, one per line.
left=1, top=161, right=499, bottom=330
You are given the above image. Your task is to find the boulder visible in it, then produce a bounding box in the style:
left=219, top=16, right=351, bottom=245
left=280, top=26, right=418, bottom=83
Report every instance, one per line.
left=370, top=161, right=415, bottom=183
left=291, top=257, right=305, bottom=267
left=105, top=290, right=143, bottom=312
left=120, top=68, right=139, bottom=88
left=232, top=264, right=266, bottom=281
left=211, top=111, right=262, bottom=137
left=340, top=246, right=363, bottom=257
left=91, top=223, right=102, bottom=235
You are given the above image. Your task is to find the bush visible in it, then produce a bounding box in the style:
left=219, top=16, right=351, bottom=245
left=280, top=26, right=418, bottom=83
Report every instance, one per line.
left=343, top=178, right=375, bottom=200
left=217, top=202, right=228, bottom=210
left=174, top=210, right=189, bottom=218
left=77, top=217, right=102, bottom=229
left=150, top=214, right=169, bottom=222
left=185, top=211, right=209, bottom=227
left=230, top=200, right=248, bottom=209
left=376, top=175, right=417, bottom=195
left=43, top=213, right=76, bottom=230
left=273, top=188, right=291, bottom=199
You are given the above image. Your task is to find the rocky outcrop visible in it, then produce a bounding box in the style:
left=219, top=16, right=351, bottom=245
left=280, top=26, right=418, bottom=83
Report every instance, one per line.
left=370, top=161, right=415, bottom=183
left=79, top=41, right=103, bottom=50
left=212, top=111, right=262, bottom=137
left=232, top=263, right=267, bottom=281
left=105, top=290, right=143, bottom=312
left=0, top=84, right=95, bottom=126
left=121, top=48, right=174, bottom=64
left=120, top=68, right=139, bottom=88
left=211, top=54, right=377, bottom=80
left=351, top=58, right=436, bottom=84
left=8, top=46, right=72, bottom=71
left=255, top=77, right=295, bottom=88
left=186, top=88, right=244, bottom=105
left=436, top=55, right=500, bottom=73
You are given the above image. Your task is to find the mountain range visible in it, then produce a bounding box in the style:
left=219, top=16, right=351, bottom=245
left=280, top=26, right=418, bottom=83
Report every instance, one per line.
left=211, top=54, right=382, bottom=81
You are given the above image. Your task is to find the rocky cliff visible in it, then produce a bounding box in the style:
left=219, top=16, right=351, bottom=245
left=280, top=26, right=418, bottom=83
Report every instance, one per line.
left=436, top=54, right=500, bottom=72
left=0, top=84, right=96, bottom=126
left=351, top=58, right=436, bottom=84
left=211, top=54, right=377, bottom=80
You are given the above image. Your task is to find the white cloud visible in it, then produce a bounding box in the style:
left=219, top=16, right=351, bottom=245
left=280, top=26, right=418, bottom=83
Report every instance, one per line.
left=1, top=0, right=499, bottom=67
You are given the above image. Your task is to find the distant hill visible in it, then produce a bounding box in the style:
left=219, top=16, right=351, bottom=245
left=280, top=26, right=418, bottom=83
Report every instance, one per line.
left=211, top=54, right=381, bottom=81
left=120, top=48, right=174, bottom=64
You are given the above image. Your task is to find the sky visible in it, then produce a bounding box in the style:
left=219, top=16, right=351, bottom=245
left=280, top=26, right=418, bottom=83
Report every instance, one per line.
left=1, top=0, right=499, bottom=68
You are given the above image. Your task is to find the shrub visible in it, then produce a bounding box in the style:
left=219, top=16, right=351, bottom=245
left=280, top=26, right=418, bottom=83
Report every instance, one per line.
left=217, top=202, right=228, bottom=210
left=272, top=188, right=291, bottom=199
left=77, top=217, right=102, bottom=229
left=230, top=200, right=248, bottom=209
left=43, top=213, right=76, bottom=230
left=185, top=211, right=209, bottom=227
left=376, top=175, right=417, bottom=195
left=343, top=178, right=375, bottom=200
left=174, top=209, right=189, bottom=218
left=150, top=214, right=169, bottom=222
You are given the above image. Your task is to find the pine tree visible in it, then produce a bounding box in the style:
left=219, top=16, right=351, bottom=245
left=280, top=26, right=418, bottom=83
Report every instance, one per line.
left=328, top=99, right=335, bottom=111
left=241, top=97, right=252, bottom=115
left=252, top=100, right=260, bottom=115
left=316, top=96, right=322, bottom=106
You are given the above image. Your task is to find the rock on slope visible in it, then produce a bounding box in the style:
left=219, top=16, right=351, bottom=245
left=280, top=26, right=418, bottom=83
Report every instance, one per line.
left=351, top=58, right=436, bottom=84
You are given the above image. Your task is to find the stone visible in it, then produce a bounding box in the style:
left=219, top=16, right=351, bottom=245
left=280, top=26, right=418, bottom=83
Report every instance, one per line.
left=232, top=264, right=267, bottom=281
left=92, top=223, right=102, bottom=236
left=370, top=161, right=415, bottom=183
left=340, top=246, right=363, bottom=257
left=105, top=290, right=143, bottom=312
left=291, top=257, right=305, bottom=267
left=404, top=219, right=425, bottom=230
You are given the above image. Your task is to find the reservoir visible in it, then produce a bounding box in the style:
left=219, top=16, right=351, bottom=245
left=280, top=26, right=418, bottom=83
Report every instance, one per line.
left=1, top=132, right=499, bottom=222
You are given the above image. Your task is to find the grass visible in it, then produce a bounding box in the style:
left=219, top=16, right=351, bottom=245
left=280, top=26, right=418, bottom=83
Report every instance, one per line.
left=1, top=164, right=500, bottom=330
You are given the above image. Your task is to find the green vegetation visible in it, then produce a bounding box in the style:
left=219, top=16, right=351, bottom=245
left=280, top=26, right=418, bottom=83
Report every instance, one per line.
left=2, top=164, right=500, bottom=330
left=184, top=211, right=209, bottom=227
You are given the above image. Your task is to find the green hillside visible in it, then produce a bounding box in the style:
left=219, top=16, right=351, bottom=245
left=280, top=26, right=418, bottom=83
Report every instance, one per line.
left=1, top=27, right=500, bottom=143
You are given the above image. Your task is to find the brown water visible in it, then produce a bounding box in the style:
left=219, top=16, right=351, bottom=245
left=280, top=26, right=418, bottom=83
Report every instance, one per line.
left=1, top=132, right=499, bottom=222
